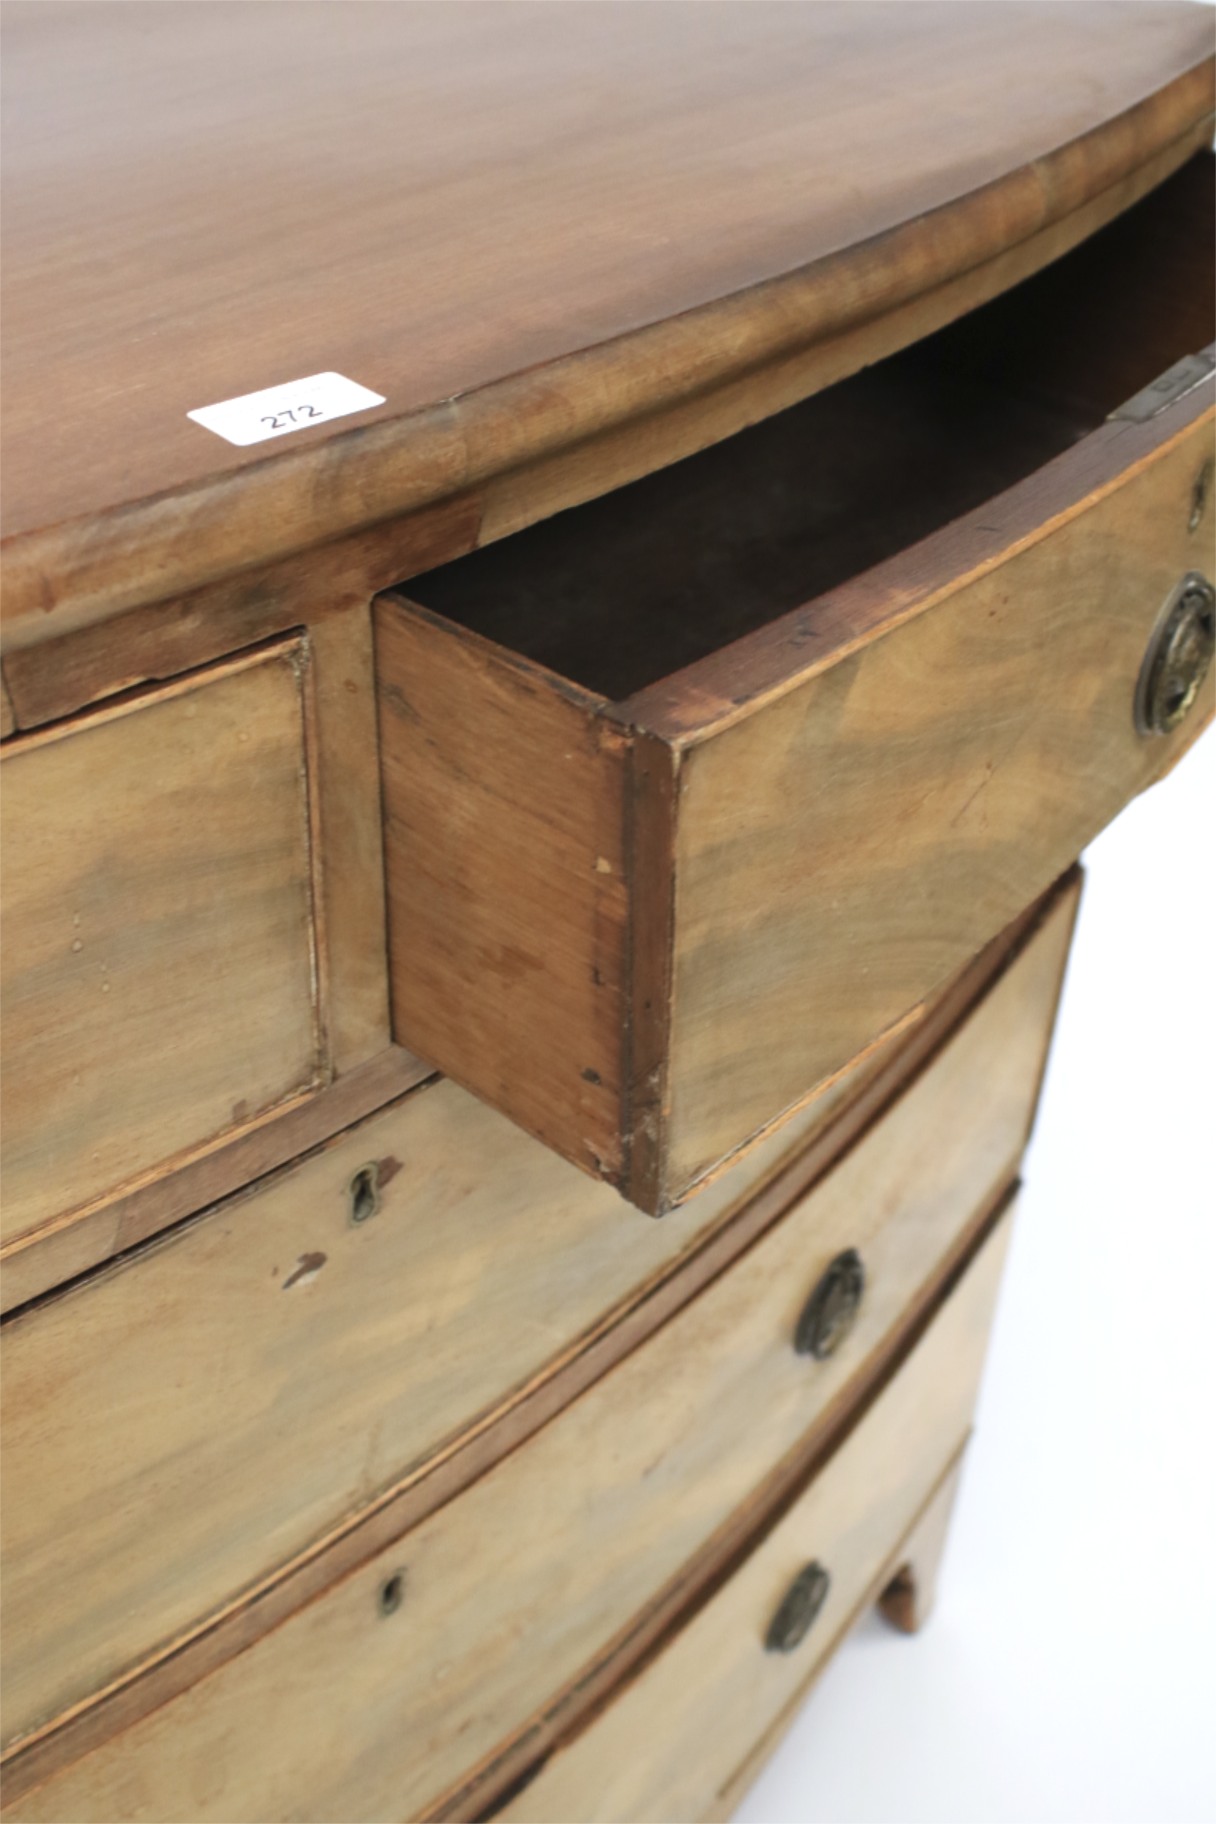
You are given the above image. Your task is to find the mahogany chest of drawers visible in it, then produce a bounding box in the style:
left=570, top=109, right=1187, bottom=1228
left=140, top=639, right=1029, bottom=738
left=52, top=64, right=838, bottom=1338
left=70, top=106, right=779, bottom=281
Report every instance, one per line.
left=1, top=5, right=1212, bottom=1820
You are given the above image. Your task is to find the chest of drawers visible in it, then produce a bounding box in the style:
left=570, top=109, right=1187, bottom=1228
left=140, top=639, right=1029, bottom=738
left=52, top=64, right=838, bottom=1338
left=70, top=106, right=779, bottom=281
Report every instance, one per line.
left=1, top=6, right=1212, bottom=1820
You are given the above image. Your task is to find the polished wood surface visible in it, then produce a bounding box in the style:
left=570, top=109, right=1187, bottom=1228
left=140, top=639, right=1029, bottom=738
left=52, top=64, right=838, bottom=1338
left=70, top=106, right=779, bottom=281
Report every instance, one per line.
left=379, top=606, right=631, bottom=1181
left=0, top=1046, right=430, bottom=1316
left=1, top=887, right=1069, bottom=1820
left=0, top=882, right=1069, bottom=1806
left=8, top=1213, right=1011, bottom=1824
left=497, top=1362, right=981, bottom=1821
left=2, top=3, right=1211, bottom=639
left=0, top=643, right=320, bottom=1248
left=0, top=1026, right=894, bottom=1751
left=307, top=604, right=392, bottom=1075
left=655, top=392, right=1213, bottom=1195
left=1, top=9, right=1209, bottom=1817
left=0, top=601, right=410, bottom=1292
left=379, top=323, right=1212, bottom=1209
left=875, top=1453, right=965, bottom=1637
left=709, top=1452, right=970, bottom=1824
left=409, top=159, right=1214, bottom=698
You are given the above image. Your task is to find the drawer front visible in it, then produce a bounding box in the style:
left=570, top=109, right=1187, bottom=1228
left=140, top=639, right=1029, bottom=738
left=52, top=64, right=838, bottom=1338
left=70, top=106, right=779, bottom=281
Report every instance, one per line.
left=0, top=988, right=906, bottom=1753
left=651, top=399, right=1214, bottom=1197
left=379, top=183, right=1213, bottom=1216
left=499, top=1220, right=1011, bottom=1824
left=5, top=890, right=1068, bottom=1823
left=0, top=641, right=321, bottom=1247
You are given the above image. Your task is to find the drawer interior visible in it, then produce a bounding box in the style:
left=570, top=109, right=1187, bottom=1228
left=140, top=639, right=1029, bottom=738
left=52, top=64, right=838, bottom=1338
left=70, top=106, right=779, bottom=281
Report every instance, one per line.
left=400, top=154, right=1213, bottom=700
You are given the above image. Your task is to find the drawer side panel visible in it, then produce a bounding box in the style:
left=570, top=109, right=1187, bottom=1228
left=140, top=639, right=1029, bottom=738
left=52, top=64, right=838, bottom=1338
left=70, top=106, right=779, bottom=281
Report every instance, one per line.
left=375, top=600, right=629, bottom=1181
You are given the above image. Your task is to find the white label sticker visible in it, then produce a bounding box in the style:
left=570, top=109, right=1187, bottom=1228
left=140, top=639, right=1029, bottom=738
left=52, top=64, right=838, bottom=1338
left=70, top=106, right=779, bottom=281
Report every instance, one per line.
left=187, top=372, right=386, bottom=447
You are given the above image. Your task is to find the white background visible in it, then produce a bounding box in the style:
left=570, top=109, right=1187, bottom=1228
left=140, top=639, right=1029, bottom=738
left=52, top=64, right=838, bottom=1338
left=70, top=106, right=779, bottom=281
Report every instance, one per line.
left=735, top=15, right=1216, bottom=1809
left=733, top=682, right=1216, bottom=1823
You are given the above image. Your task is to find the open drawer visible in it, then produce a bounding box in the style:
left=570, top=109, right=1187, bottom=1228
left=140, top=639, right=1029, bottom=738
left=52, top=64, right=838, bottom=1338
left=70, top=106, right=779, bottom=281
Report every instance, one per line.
left=375, top=154, right=1215, bottom=1213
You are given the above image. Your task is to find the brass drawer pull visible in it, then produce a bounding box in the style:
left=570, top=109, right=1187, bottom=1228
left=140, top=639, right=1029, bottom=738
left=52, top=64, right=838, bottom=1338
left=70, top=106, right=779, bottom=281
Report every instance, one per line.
left=766, top=1561, right=831, bottom=1653
left=795, top=1249, right=865, bottom=1360
left=1136, top=571, right=1214, bottom=736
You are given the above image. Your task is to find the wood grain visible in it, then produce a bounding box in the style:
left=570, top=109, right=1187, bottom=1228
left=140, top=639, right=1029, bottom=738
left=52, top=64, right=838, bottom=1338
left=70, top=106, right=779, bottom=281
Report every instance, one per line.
left=475, top=143, right=1216, bottom=563
left=913, top=150, right=1216, bottom=430
left=0, top=1045, right=429, bottom=1316
left=375, top=599, right=631, bottom=1182
left=625, top=376, right=1215, bottom=737
left=2, top=5, right=1212, bottom=639
left=0, top=876, right=1074, bottom=1804
left=382, top=342, right=1210, bottom=1209
left=709, top=1451, right=971, bottom=1824
left=875, top=1451, right=965, bottom=1637
left=496, top=1343, right=983, bottom=1822
left=0, top=1024, right=897, bottom=1751
left=0, top=139, right=1206, bottom=728
left=0, top=640, right=322, bottom=1251
left=308, top=604, right=390, bottom=1072
left=0, top=605, right=409, bottom=1304
left=0, top=493, right=482, bottom=730
left=2, top=894, right=1068, bottom=1821
left=655, top=397, right=1214, bottom=1193
left=416, top=162, right=1213, bottom=700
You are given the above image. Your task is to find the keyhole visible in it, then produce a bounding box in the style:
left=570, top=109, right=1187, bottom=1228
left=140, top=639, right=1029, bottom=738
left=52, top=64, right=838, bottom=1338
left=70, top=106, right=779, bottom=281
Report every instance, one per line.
left=378, top=1570, right=405, bottom=1617
left=349, top=1163, right=381, bottom=1225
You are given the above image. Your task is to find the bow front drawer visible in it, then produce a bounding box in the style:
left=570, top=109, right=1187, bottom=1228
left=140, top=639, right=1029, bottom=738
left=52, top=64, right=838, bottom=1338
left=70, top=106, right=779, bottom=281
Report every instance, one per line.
left=3, top=869, right=1061, bottom=1821
left=497, top=1245, right=1001, bottom=1824
left=0, top=879, right=1073, bottom=1768
left=375, top=157, right=1214, bottom=1213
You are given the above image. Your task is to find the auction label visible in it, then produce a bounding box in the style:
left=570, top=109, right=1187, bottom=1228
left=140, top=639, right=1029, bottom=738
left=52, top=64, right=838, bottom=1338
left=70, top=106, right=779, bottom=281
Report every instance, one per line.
left=188, top=372, right=386, bottom=446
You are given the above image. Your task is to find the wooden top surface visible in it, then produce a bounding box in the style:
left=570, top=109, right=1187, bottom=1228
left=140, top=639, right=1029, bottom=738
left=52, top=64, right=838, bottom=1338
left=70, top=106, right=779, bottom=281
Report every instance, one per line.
left=2, top=2, right=1213, bottom=638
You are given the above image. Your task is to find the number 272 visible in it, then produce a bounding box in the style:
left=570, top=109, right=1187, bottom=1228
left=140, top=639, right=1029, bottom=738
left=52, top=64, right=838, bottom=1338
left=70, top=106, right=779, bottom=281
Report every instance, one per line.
left=260, top=403, right=322, bottom=430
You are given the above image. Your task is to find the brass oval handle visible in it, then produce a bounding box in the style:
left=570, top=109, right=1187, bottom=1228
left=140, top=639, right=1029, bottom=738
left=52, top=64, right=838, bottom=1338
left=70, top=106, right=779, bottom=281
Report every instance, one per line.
left=765, top=1561, right=831, bottom=1653
left=794, top=1249, right=865, bottom=1360
left=1136, top=571, right=1214, bottom=736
